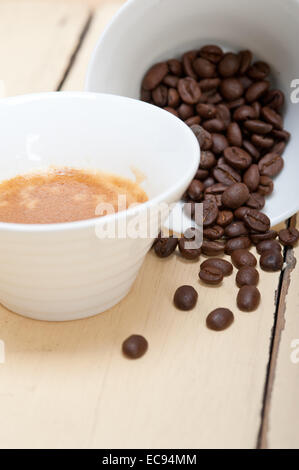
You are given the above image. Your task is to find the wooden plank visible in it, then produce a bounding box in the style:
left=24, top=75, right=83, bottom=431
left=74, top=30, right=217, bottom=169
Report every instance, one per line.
left=261, top=215, right=299, bottom=449
left=0, top=0, right=90, bottom=97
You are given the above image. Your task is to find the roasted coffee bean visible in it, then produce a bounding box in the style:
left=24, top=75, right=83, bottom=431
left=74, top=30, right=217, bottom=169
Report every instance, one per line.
left=164, top=106, right=179, bottom=117
left=239, top=50, right=253, bottom=75
left=196, top=103, right=217, bottom=119
left=163, top=74, right=179, bottom=88
left=191, top=125, right=213, bottom=150
left=220, top=78, right=244, bottom=101
left=187, top=179, right=204, bottom=201
left=263, top=89, right=285, bottom=111
left=203, top=225, right=224, bottom=240
left=167, top=58, right=183, bottom=77
left=224, top=221, right=248, bottom=238
left=205, top=183, right=228, bottom=196
left=199, top=45, right=223, bottom=64
left=178, top=237, right=201, bottom=260
left=237, top=286, right=261, bottom=312
left=250, top=230, right=278, bottom=244
left=213, top=161, right=242, bottom=186
left=218, top=53, right=240, bottom=77
left=244, top=120, right=273, bottom=135
left=201, top=240, right=226, bottom=256
left=271, top=129, right=290, bottom=141
left=206, top=308, right=234, bottom=331
left=178, top=103, right=194, bottom=120
left=227, top=122, right=243, bottom=147
left=141, top=88, right=152, bottom=103
left=243, top=164, right=260, bottom=192
left=205, top=193, right=222, bottom=208
left=261, top=106, right=283, bottom=129
left=174, top=285, right=198, bottom=311
left=236, top=267, right=259, bottom=288
left=242, top=140, right=260, bottom=160
left=245, top=80, right=270, bottom=103
left=238, top=75, right=253, bottom=90
left=195, top=168, right=209, bottom=180
left=226, top=97, right=246, bottom=110
left=152, top=84, right=168, bottom=107
left=122, top=335, right=148, bottom=359
left=234, top=206, right=251, bottom=220
left=178, top=77, right=202, bottom=104
left=246, top=192, right=265, bottom=211
left=215, top=104, right=231, bottom=128
left=224, top=147, right=252, bottom=170
left=257, top=176, right=274, bottom=196
left=200, top=151, right=216, bottom=169
left=278, top=228, right=299, bottom=247
left=222, top=183, right=250, bottom=209
left=272, top=141, right=286, bottom=156
left=260, top=250, right=283, bottom=272
left=202, top=198, right=219, bottom=227
left=251, top=134, right=274, bottom=149
left=233, top=105, right=256, bottom=121
left=207, top=92, right=223, bottom=104
left=258, top=153, right=284, bottom=177
left=212, top=133, right=229, bottom=154
left=225, top=237, right=251, bottom=255
left=252, top=101, right=261, bottom=118
left=182, top=50, right=198, bottom=79
left=154, top=236, right=178, bottom=258
left=248, top=61, right=270, bottom=80
left=243, top=209, right=270, bottom=233
left=168, top=88, right=180, bottom=108
left=193, top=57, right=216, bottom=78
left=201, top=258, right=233, bottom=277
left=142, top=62, right=169, bottom=90
left=203, top=176, right=216, bottom=188
left=198, top=78, right=221, bottom=91
left=199, top=266, right=223, bottom=285
left=185, top=116, right=201, bottom=126
left=231, top=249, right=257, bottom=268
left=203, top=119, right=225, bottom=133
left=217, top=210, right=234, bottom=227
left=256, top=239, right=282, bottom=255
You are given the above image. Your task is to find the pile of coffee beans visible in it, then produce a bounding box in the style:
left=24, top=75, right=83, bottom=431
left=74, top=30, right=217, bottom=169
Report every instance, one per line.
left=141, top=45, right=299, bottom=331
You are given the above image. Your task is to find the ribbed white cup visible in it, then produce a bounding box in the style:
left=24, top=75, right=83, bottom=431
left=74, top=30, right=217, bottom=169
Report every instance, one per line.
left=0, top=92, right=199, bottom=320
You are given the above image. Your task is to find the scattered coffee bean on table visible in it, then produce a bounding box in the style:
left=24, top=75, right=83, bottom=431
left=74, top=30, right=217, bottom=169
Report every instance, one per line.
left=145, top=44, right=291, bottom=331
left=206, top=308, right=234, bottom=331
left=122, top=335, right=148, bottom=359
left=174, top=285, right=198, bottom=311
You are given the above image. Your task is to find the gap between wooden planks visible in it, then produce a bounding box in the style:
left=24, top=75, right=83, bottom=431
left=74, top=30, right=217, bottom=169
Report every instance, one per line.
left=0, top=0, right=296, bottom=449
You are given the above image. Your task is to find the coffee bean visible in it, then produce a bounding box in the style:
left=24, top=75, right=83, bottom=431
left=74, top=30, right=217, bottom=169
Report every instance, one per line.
left=203, top=119, right=225, bottom=133
left=167, top=59, right=183, bottom=77
left=174, top=285, right=198, bottom=310
left=205, top=183, right=228, bottom=197
left=258, top=153, right=284, bottom=177
left=196, top=103, right=217, bottom=119
left=193, top=57, right=216, bottom=78
left=272, top=141, right=286, bottom=156
left=201, top=258, right=233, bottom=277
left=231, top=249, right=257, bottom=268
left=187, top=179, right=204, bottom=201
left=201, top=240, right=226, bottom=256
left=199, top=266, right=223, bottom=285
left=237, top=286, right=261, bottom=312
left=203, top=177, right=216, bottom=188
left=256, top=239, right=282, bottom=255
left=220, top=78, right=244, bottom=101
left=122, top=335, right=148, bottom=359
left=185, top=116, right=201, bottom=126
left=203, top=225, right=224, bottom=240
left=206, top=308, right=234, bottom=331
left=260, top=250, right=283, bottom=272
left=278, top=228, right=299, bottom=247
left=163, top=74, right=179, bottom=88
left=164, top=106, right=179, bottom=117
left=200, top=151, right=216, bottom=170
left=248, top=61, right=270, bottom=80
left=243, top=164, right=260, bottom=192
left=246, top=192, right=265, bottom=210
left=199, top=45, right=223, bottom=64
left=154, top=236, right=178, bottom=258
left=178, top=103, right=194, bottom=120
left=225, top=237, right=251, bottom=255
left=224, top=221, right=248, bottom=238
left=233, top=105, right=256, bottom=121
left=261, top=106, right=283, bottom=129
left=212, top=134, right=229, bottom=154
left=216, top=103, right=231, bottom=127
left=213, top=161, right=242, bottom=186
left=152, top=84, right=168, bottom=107
left=251, top=134, right=274, bottom=149
left=205, top=193, right=222, bottom=208
left=243, top=140, right=260, bottom=160
left=207, top=92, right=223, bottom=104
left=239, top=75, right=253, bottom=90
left=198, top=78, right=221, bottom=91
left=202, top=199, right=219, bottom=227
left=236, top=267, right=259, bottom=288
left=217, top=210, right=234, bottom=227
left=239, top=50, right=253, bottom=75
left=224, top=147, right=252, bottom=170
left=218, top=53, right=240, bottom=77
left=142, top=62, right=169, bottom=90
left=245, top=80, right=270, bottom=103
left=257, top=176, right=274, bottom=196
left=250, top=230, right=278, bottom=244
left=168, top=88, right=180, bottom=108
left=182, top=50, right=198, bottom=79
left=178, top=77, right=202, bottom=104
left=191, top=125, right=213, bottom=150
left=244, top=120, right=273, bottom=135
left=252, top=101, right=262, bottom=118
left=141, top=88, right=151, bottom=103
left=234, top=206, right=251, bottom=220
left=222, top=183, right=250, bottom=209
left=178, top=237, right=201, bottom=260
left=243, top=209, right=270, bottom=233
left=227, top=122, right=243, bottom=147
left=271, top=129, right=290, bottom=141
left=263, top=89, right=285, bottom=111
left=195, top=168, right=209, bottom=180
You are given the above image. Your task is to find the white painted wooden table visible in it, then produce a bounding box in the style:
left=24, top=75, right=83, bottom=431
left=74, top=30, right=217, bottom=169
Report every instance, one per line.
left=0, top=0, right=298, bottom=449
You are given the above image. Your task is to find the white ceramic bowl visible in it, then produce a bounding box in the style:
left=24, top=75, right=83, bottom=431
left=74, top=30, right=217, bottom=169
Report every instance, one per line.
left=86, top=0, right=299, bottom=226
left=0, top=92, right=199, bottom=321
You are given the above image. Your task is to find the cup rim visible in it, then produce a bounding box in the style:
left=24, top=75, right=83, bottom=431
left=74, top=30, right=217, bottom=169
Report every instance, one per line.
left=0, top=91, right=200, bottom=233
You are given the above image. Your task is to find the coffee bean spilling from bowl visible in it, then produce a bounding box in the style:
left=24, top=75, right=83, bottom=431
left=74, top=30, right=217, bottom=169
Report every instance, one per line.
left=141, top=45, right=299, bottom=333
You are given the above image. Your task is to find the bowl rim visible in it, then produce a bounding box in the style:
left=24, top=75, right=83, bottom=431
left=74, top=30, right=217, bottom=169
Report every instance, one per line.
left=0, top=91, right=200, bottom=233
